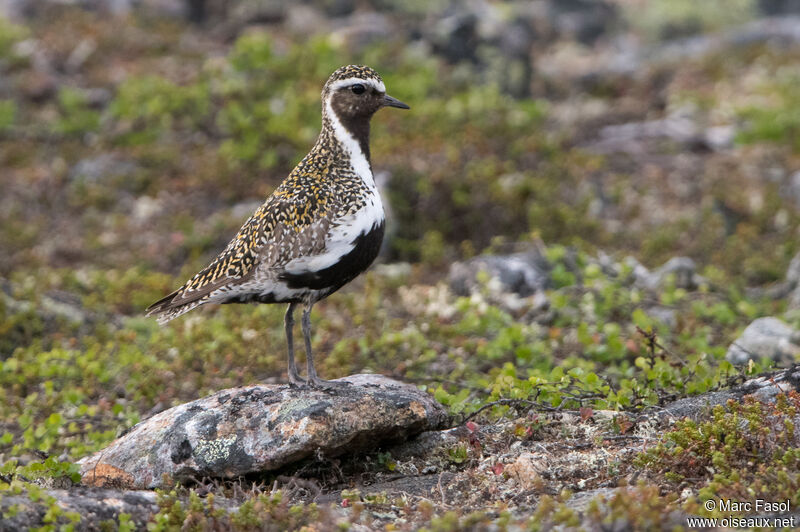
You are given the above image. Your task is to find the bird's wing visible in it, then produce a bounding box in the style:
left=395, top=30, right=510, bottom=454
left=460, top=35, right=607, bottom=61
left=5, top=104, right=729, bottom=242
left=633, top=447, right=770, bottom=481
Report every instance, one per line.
left=146, top=178, right=333, bottom=319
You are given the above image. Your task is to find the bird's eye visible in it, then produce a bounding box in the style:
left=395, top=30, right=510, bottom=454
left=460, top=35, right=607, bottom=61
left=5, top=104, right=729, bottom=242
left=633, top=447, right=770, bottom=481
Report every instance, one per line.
left=350, top=83, right=366, bottom=95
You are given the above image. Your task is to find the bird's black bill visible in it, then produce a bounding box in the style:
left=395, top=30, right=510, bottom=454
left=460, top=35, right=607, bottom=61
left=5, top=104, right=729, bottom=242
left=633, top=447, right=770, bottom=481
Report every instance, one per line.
left=383, top=94, right=410, bottom=109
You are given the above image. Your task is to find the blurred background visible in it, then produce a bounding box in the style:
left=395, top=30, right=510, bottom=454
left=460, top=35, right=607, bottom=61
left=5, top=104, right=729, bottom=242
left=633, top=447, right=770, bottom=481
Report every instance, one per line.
left=2, top=0, right=800, bottom=462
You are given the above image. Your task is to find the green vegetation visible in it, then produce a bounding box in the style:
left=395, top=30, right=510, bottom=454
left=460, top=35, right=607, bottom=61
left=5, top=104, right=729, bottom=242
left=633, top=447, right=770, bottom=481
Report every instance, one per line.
left=147, top=489, right=326, bottom=531
left=637, top=393, right=800, bottom=507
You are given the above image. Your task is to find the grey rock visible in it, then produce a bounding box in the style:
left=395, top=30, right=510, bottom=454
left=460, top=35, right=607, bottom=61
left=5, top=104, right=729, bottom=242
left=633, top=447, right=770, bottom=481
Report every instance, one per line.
left=725, top=317, right=800, bottom=365
left=623, top=256, right=653, bottom=287
left=78, top=374, right=449, bottom=489
left=787, top=250, right=800, bottom=287
left=329, top=11, right=394, bottom=52
left=657, top=364, right=800, bottom=420
left=628, top=257, right=705, bottom=291
left=650, top=257, right=702, bottom=290
left=448, top=250, right=551, bottom=297
left=590, top=112, right=701, bottom=155
left=787, top=171, right=800, bottom=210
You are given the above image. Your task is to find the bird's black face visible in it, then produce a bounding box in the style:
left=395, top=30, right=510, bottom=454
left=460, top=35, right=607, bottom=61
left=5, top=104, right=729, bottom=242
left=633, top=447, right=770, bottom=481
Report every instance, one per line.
left=322, top=66, right=409, bottom=157
left=329, top=81, right=409, bottom=122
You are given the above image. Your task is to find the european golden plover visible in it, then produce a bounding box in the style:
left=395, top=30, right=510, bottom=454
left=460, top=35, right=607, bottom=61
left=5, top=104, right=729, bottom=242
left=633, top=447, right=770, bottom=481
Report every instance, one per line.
left=147, top=65, right=409, bottom=387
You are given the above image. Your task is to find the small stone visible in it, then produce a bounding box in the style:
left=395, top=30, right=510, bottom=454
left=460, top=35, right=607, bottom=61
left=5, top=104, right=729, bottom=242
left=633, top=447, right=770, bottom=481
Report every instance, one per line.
left=132, top=196, right=161, bottom=222
left=448, top=250, right=550, bottom=297
left=725, top=317, right=800, bottom=365
left=78, top=374, right=449, bottom=489
left=505, top=452, right=542, bottom=490
left=637, top=257, right=704, bottom=291
left=786, top=251, right=800, bottom=286
left=703, top=125, right=736, bottom=151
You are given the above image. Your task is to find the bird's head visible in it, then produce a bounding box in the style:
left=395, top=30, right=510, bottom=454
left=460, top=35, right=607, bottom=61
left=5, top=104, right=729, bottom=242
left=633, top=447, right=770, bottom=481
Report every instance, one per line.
left=322, top=65, right=409, bottom=123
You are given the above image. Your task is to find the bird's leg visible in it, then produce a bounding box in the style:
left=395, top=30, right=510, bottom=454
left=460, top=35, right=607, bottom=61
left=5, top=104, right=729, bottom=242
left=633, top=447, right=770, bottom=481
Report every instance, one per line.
left=301, top=303, right=320, bottom=385
left=285, top=303, right=304, bottom=387
left=302, top=303, right=334, bottom=389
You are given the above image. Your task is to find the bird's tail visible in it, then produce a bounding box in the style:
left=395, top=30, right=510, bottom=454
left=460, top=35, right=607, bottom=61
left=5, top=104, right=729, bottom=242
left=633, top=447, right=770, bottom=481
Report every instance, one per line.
left=145, top=290, right=205, bottom=325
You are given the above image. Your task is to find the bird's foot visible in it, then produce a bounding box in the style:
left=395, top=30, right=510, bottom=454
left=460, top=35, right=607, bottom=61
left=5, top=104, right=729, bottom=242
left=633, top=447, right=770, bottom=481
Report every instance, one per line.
left=288, top=372, right=307, bottom=388
left=307, top=376, right=348, bottom=390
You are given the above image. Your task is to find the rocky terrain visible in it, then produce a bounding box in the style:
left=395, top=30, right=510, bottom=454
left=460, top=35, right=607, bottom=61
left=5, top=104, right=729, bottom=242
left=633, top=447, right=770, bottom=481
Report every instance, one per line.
left=4, top=0, right=800, bottom=529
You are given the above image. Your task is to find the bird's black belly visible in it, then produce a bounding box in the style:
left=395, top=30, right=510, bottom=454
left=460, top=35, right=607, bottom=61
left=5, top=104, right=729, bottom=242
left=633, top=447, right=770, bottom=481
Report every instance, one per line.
left=279, top=220, right=385, bottom=293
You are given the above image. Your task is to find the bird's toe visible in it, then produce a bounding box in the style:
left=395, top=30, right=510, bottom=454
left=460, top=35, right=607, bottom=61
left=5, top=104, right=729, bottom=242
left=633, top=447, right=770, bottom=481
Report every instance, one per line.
left=307, top=377, right=341, bottom=390
left=288, top=374, right=307, bottom=388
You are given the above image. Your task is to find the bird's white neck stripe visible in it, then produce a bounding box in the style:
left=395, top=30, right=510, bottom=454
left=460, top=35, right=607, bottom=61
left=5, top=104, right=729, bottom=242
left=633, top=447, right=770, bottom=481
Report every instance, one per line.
left=324, top=98, right=375, bottom=189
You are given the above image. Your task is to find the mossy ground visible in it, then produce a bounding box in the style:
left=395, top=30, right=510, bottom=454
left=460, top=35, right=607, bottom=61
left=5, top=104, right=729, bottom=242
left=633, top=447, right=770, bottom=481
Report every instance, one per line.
left=2, top=3, right=800, bottom=530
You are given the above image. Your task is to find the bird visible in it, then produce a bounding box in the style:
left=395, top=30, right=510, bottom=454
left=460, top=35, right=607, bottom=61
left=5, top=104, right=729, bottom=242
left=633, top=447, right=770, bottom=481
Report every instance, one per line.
left=146, top=65, right=409, bottom=388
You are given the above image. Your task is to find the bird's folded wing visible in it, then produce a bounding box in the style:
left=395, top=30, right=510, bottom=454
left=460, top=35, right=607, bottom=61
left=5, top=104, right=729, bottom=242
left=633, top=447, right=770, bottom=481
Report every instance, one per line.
left=146, top=194, right=332, bottom=316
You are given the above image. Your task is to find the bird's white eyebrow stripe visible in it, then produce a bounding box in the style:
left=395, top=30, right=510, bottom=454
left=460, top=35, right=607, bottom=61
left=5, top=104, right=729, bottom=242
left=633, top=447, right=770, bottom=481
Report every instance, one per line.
left=329, top=77, right=386, bottom=93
